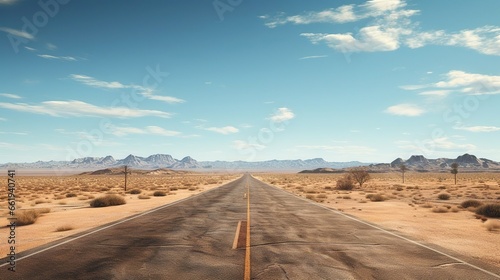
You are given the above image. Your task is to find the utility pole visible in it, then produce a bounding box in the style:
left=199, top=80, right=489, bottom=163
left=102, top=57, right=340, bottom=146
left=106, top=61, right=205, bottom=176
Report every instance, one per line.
left=124, top=165, right=130, bottom=191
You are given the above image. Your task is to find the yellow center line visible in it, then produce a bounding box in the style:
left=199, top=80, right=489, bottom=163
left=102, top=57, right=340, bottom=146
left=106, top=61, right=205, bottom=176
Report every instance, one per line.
left=244, top=180, right=251, bottom=280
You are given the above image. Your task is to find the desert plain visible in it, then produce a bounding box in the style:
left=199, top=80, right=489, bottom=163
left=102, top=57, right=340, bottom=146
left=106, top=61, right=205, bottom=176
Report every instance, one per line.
left=1, top=170, right=500, bottom=268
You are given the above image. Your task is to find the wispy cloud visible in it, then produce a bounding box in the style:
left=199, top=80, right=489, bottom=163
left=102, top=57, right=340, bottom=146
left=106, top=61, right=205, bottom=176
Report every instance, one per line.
left=297, top=144, right=376, bottom=155
left=110, top=125, right=180, bottom=137
left=269, top=107, right=295, bottom=123
left=263, top=0, right=500, bottom=56
left=70, top=74, right=185, bottom=104
left=0, top=93, right=21, bottom=99
left=396, top=137, right=476, bottom=152
left=46, top=43, right=57, bottom=50
left=0, top=117, right=6, bottom=121
left=299, top=55, right=328, bottom=60
left=233, top=140, right=266, bottom=151
left=204, top=126, right=239, bottom=135
left=385, top=103, right=425, bottom=116
left=0, top=27, right=34, bottom=40
left=0, top=131, right=27, bottom=135
left=38, top=54, right=77, bottom=61
left=0, top=0, right=19, bottom=5
left=403, top=71, right=500, bottom=96
left=0, top=100, right=172, bottom=118
left=454, top=125, right=500, bottom=132
left=25, top=46, right=36, bottom=51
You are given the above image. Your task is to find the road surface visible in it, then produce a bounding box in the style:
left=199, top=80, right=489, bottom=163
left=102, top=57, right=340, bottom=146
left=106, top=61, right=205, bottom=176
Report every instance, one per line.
left=1, top=174, right=499, bottom=279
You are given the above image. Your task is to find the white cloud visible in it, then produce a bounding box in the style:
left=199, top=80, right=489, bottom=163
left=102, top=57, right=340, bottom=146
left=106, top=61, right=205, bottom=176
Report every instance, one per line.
left=0, top=117, right=6, bottom=121
left=25, top=46, right=36, bottom=51
left=204, top=126, right=239, bottom=135
left=454, top=125, right=500, bottom=132
left=299, top=55, right=328, bottom=60
left=403, top=71, right=500, bottom=96
left=0, top=0, right=19, bottom=5
left=233, top=140, right=266, bottom=151
left=0, top=27, right=34, bottom=39
left=0, top=100, right=172, bottom=118
left=109, top=126, right=180, bottom=137
left=142, top=94, right=185, bottom=104
left=0, top=93, right=21, bottom=99
left=418, top=90, right=452, bottom=97
left=385, top=104, right=425, bottom=116
left=46, top=43, right=57, bottom=50
left=396, top=137, right=476, bottom=152
left=269, top=107, right=295, bottom=123
left=70, top=74, right=185, bottom=104
left=38, top=54, right=77, bottom=61
left=297, top=144, right=376, bottom=155
left=0, top=131, right=27, bottom=135
left=264, top=0, right=500, bottom=56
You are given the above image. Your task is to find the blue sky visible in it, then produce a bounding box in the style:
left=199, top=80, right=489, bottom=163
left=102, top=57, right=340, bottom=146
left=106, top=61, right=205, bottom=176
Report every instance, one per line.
left=1, top=0, right=499, bottom=163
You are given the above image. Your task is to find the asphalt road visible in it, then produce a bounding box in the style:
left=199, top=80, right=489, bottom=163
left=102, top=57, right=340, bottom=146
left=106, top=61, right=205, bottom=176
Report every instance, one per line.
left=1, top=174, right=499, bottom=279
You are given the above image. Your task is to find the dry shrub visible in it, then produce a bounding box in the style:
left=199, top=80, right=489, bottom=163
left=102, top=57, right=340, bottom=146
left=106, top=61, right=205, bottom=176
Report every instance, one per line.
left=56, top=225, right=74, bottom=232
left=14, top=209, right=49, bottom=226
left=305, top=194, right=315, bottom=200
left=366, top=193, right=386, bottom=202
left=89, top=194, right=126, bottom=207
left=437, top=193, right=451, bottom=200
left=138, top=195, right=151, bottom=199
left=188, top=187, right=198, bottom=191
left=66, top=193, right=77, bottom=198
left=475, top=204, right=500, bottom=218
left=153, top=191, right=167, bottom=197
left=461, top=200, right=482, bottom=208
left=336, top=175, right=355, bottom=191
left=432, top=206, right=449, bottom=213
left=316, top=194, right=328, bottom=199
left=129, top=189, right=142, bottom=194
left=483, top=220, right=500, bottom=231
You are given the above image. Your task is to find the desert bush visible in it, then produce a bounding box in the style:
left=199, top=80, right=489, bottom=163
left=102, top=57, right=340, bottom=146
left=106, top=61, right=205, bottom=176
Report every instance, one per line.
left=437, top=193, right=451, bottom=200
left=66, top=193, right=77, bottom=198
left=432, top=207, right=449, bottom=213
left=366, top=194, right=386, bottom=202
left=316, top=194, right=328, bottom=199
left=461, top=200, right=482, bottom=208
left=475, top=204, right=500, bottom=218
left=138, top=195, right=151, bottom=199
left=15, top=210, right=41, bottom=226
left=483, top=220, right=500, bottom=231
left=129, top=189, right=142, bottom=194
left=56, top=225, right=74, bottom=232
left=188, top=187, right=198, bottom=191
left=336, top=176, right=355, bottom=190
left=305, top=194, right=315, bottom=200
left=349, top=168, right=371, bottom=187
left=153, top=191, right=167, bottom=197
left=89, top=194, right=126, bottom=207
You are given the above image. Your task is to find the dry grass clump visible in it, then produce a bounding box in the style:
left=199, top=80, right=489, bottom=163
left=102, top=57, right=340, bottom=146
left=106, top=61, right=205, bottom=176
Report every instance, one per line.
left=437, top=193, right=451, bottom=200
left=56, top=225, right=74, bottom=232
left=336, top=175, right=355, bottom=191
left=14, top=208, right=50, bottom=226
left=66, top=193, right=77, bottom=198
left=475, top=204, right=500, bottom=218
left=153, top=191, right=167, bottom=197
left=432, top=206, right=449, bottom=213
left=366, top=193, right=386, bottom=202
left=129, top=189, right=142, bottom=194
left=89, top=194, right=126, bottom=207
left=483, top=220, right=500, bottom=231
left=461, top=199, right=483, bottom=209
left=138, top=195, right=151, bottom=199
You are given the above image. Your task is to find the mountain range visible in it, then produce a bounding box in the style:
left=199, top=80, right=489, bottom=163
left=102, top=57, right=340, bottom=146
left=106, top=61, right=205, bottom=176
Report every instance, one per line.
left=0, top=154, right=365, bottom=171
left=1, top=153, right=498, bottom=172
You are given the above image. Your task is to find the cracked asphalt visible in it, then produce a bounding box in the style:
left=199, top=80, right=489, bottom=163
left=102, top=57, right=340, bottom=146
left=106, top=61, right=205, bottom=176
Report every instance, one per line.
left=1, top=174, right=499, bottom=279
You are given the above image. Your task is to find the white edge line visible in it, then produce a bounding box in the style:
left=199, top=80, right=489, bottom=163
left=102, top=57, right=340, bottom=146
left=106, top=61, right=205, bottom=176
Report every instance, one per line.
left=0, top=179, right=238, bottom=268
left=261, top=180, right=500, bottom=279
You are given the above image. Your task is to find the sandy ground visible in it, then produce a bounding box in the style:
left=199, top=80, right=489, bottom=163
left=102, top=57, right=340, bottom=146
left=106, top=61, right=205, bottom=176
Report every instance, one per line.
left=256, top=172, right=500, bottom=267
left=0, top=174, right=239, bottom=256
